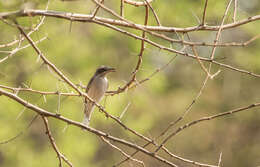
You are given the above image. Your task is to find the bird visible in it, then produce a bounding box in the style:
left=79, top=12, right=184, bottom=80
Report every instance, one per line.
left=83, top=66, right=116, bottom=126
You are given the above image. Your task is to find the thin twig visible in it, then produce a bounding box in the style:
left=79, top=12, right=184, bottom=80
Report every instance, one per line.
left=119, top=102, right=131, bottom=120
left=90, top=0, right=105, bottom=19
left=0, top=1, right=48, bottom=49
left=42, top=116, right=73, bottom=167
left=158, top=70, right=210, bottom=138
left=130, top=54, right=178, bottom=89
left=0, top=84, right=79, bottom=97
left=0, top=115, right=38, bottom=145
left=100, top=136, right=145, bottom=167
left=209, top=0, right=233, bottom=61
left=201, top=0, right=209, bottom=25
left=192, top=44, right=215, bottom=78
left=124, top=0, right=153, bottom=7
left=188, top=34, right=221, bottom=79
left=120, top=0, right=124, bottom=17
left=217, top=152, right=222, bottom=167
left=156, top=97, right=259, bottom=153
left=144, top=0, right=161, bottom=26
left=233, top=0, right=237, bottom=22
left=0, top=37, right=47, bottom=64
left=115, top=3, right=149, bottom=96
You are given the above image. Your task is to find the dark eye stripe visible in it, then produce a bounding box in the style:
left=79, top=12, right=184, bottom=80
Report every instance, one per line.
left=97, top=68, right=106, bottom=74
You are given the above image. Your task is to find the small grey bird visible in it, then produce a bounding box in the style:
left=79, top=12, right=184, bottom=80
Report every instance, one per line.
left=83, top=66, right=115, bottom=126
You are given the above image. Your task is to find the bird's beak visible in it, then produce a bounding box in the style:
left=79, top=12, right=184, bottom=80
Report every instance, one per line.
left=107, top=67, right=116, bottom=73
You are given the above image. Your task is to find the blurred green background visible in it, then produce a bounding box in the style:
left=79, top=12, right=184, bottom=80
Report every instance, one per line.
left=0, top=0, right=260, bottom=166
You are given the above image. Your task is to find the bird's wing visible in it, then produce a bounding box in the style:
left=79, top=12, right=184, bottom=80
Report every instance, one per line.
left=86, top=76, right=95, bottom=93
left=83, top=76, right=95, bottom=125
left=85, top=76, right=95, bottom=105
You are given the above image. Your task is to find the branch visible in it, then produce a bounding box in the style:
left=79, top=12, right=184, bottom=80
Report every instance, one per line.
left=201, top=0, right=209, bottom=25
left=90, top=0, right=105, bottom=19
left=0, top=1, right=47, bottom=49
left=118, top=3, right=149, bottom=94
left=15, top=21, right=84, bottom=95
left=0, top=88, right=178, bottom=167
left=124, top=0, right=153, bottom=7
left=100, top=136, right=145, bottom=167
left=144, top=0, right=161, bottom=26
left=5, top=11, right=258, bottom=82
left=0, top=36, right=47, bottom=64
left=42, top=116, right=73, bottom=167
left=209, top=0, right=233, bottom=61
left=2, top=9, right=259, bottom=48
left=233, top=0, right=237, bottom=22
left=90, top=19, right=260, bottom=82
left=0, top=10, right=259, bottom=33
left=217, top=152, right=222, bottom=167
left=155, top=102, right=260, bottom=152
left=0, top=84, right=80, bottom=97
left=5, top=17, right=259, bottom=102
left=120, top=0, right=124, bottom=17
left=154, top=0, right=234, bottom=153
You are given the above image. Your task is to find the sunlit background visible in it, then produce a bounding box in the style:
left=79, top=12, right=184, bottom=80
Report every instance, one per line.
left=0, top=0, right=260, bottom=166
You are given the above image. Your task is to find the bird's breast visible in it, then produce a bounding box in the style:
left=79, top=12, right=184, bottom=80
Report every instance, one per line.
left=87, top=76, right=108, bottom=102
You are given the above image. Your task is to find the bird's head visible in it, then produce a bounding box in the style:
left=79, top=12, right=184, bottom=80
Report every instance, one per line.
left=95, top=65, right=116, bottom=76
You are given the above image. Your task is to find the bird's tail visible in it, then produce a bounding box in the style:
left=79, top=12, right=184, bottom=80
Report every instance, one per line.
left=82, top=101, right=94, bottom=126
left=82, top=115, right=90, bottom=126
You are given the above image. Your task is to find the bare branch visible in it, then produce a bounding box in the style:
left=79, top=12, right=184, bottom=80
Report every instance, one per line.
left=233, top=0, right=237, bottom=22
left=119, top=102, right=131, bottom=120
left=0, top=84, right=79, bottom=97
left=209, top=0, right=233, bottom=60
left=201, top=0, right=209, bottom=25
left=120, top=0, right=124, bottom=17
left=0, top=10, right=259, bottom=33
left=90, top=0, right=105, bottom=19
left=217, top=152, right=223, bottom=167
left=42, top=116, right=73, bottom=167
left=0, top=88, right=179, bottom=167
left=118, top=3, right=149, bottom=94
left=0, top=36, right=47, bottom=64
left=155, top=102, right=260, bottom=152
left=144, top=0, right=161, bottom=26
left=0, top=1, right=47, bottom=49
left=90, top=19, right=260, bottom=84
left=15, top=21, right=83, bottom=95
left=2, top=9, right=259, bottom=49
left=100, top=136, right=145, bottom=167
left=124, top=0, right=153, bottom=7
